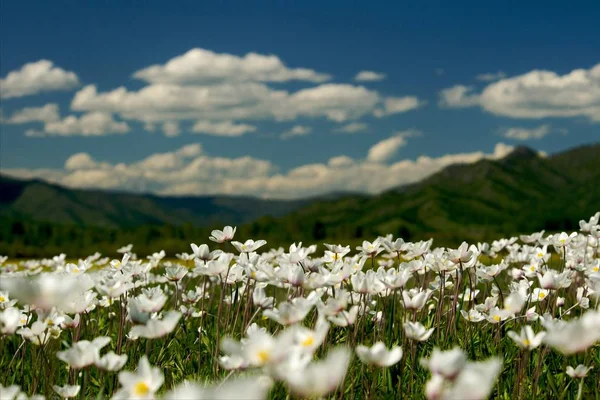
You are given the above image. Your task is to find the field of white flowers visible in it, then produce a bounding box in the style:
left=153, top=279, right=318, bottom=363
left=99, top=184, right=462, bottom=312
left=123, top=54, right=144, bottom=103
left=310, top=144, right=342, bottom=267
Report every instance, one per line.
left=1, top=212, right=599, bottom=399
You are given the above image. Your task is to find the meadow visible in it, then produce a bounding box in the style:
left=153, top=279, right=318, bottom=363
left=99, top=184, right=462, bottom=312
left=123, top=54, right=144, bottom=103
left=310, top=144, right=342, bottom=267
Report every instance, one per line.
left=1, top=213, right=599, bottom=399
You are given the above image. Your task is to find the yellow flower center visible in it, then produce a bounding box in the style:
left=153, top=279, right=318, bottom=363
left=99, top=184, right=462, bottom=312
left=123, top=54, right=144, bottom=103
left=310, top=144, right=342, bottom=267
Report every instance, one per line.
left=72, top=268, right=79, bottom=273
left=242, top=245, right=247, bottom=250
left=493, top=315, right=501, bottom=322
left=539, top=293, right=546, bottom=299
left=133, top=381, right=150, bottom=396
left=522, top=339, right=530, bottom=346
left=333, top=253, right=339, bottom=260
left=560, top=239, right=566, bottom=244
left=257, top=350, right=270, bottom=363
left=251, top=271, right=257, bottom=278
left=530, top=266, right=535, bottom=272
left=47, top=319, right=54, bottom=326
left=537, top=253, right=544, bottom=258
left=301, top=335, right=314, bottom=347
left=0, top=296, right=5, bottom=302
left=593, top=266, right=599, bottom=272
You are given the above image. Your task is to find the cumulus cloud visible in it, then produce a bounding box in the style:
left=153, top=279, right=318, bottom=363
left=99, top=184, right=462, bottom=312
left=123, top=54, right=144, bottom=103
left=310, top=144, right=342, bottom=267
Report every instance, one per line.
left=192, top=120, right=257, bottom=137
left=281, top=125, right=312, bottom=139
left=374, top=96, right=424, bottom=117
left=476, top=71, right=506, bottom=82
left=133, top=48, right=331, bottom=84
left=439, top=85, right=481, bottom=108
left=440, top=63, right=600, bottom=122
left=354, top=71, right=386, bottom=82
left=25, top=112, right=130, bottom=137
left=69, top=48, right=422, bottom=127
left=162, top=121, right=181, bottom=137
left=501, top=124, right=554, bottom=140
left=334, top=122, right=368, bottom=134
left=366, top=131, right=415, bottom=163
left=71, top=82, right=384, bottom=123
left=0, top=60, right=79, bottom=99
left=4, top=103, right=60, bottom=124
left=1, top=142, right=514, bottom=199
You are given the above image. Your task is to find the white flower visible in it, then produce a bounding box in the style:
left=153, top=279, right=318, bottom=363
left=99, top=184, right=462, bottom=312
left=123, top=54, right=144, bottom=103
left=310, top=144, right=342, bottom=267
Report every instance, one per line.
left=232, top=239, right=267, bottom=253
left=544, top=310, right=600, bottom=354
left=356, top=342, right=403, bottom=367
left=0, top=307, right=21, bottom=334
left=164, top=265, right=188, bottom=282
left=444, top=357, right=503, bottom=400
left=56, top=337, right=111, bottom=369
left=114, top=355, right=163, bottom=399
left=421, top=347, right=467, bottom=380
left=164, top=376, right=273, bottom=399
left=128, top=311, right=181, bottom=340
left=507, top=325, right=546, bottom=350
left=566, top=364, right=592, bottom=379
left=284, top=347, right=351, bottom=398
left=52, top=384, right=80, bottom=398
left=209, top=226, right=236, bottom=243
left=404, top=321, right=434, bottom=342
left=402, top=289, right=430, bottom=310
left=96, top=351, right=128, bottom=371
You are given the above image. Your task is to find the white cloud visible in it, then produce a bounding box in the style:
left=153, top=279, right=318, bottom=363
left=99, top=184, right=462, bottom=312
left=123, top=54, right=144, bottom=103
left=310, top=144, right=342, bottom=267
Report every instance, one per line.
left=476, top=71, right=506, bottom=82
left=439, top=85, right=481, bottom=108
left=334, top=122, right=368, bottom=134
left=440, top=63, right=600, bottom=122
left=71, top=82, right=385, bottom=123
left=0, top=60, right=79, bottom=99
left=1, top=142, right=514, bottom=199
left=4, top=103, right=60, bottom=124
left=25, top=112, right=129, bottom=137
left=192, top=120, right=257, bottom=137
left=354, top=71, right=386, bottom=82
left=366, top=132, right=414, bottom=163
left=70, top=49, right=422, bottom=126
left=281, top=125, right=312, bottom=139
left=133, top=48, right=331, bottom=84
left=374, top=96, right=424, bottom=117
left=501, top=124, right=553, bottom=140
left=162, top=121, right=180, bottom=137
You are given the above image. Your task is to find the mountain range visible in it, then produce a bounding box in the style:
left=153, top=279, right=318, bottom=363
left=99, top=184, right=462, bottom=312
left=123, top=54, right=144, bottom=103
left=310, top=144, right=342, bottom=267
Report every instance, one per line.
left=1, top=142, right=598, bottom=257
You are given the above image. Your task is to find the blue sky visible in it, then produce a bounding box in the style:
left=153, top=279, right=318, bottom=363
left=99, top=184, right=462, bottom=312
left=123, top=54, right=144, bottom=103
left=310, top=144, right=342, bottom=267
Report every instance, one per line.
left=1, top=1, right=599, bottom=198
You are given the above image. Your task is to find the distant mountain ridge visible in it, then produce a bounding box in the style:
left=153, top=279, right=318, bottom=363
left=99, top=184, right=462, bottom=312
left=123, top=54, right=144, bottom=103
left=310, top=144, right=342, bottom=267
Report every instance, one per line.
left=243, top=143, right=600, bottom=245
left=0, top=175, right=309, bottom=228
left=1, top=142, right=599, bottom=257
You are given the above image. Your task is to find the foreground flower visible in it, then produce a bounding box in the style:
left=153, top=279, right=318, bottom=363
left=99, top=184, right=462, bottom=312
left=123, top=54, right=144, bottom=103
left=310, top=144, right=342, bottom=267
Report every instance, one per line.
left=283, top=347, right=351, bottom=398
left=544, top=310, right=600, bottom=354
left=443, top=357, right=503, bottom=400
left=404, top=321, right=434, bottom=341
left=114, top=355, right=164, bottom=399
left=164, top=376, right=273, bottom=399
left=52, top=384, right=81, bottom=398
left=56, top=337, right=111, bottom=369
left=356, top=342, right=403, bottom=367
left=128, top=311, right=181, bottom=340
left=566, top=365, right=592, bottom=379
left=507, top=325, right=546, bottom=350
left=421, top=347, right=467, bottom=380
left=209, top=226, right=236, bottom=243
left=96, top=351, right=128, bottom=371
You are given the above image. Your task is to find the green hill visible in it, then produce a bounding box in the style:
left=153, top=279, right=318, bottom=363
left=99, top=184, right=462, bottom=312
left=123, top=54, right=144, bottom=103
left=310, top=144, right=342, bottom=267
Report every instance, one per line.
left=0, top=176, right=308, bottom=228
left=0, top=143, right=598, bottom=257
left=246, top=143, right=600, bottom=246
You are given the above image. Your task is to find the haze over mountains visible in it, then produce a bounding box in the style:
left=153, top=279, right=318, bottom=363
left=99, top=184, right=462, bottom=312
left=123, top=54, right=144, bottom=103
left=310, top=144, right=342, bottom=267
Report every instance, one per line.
left=1, top=142, right=598, bottom=257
